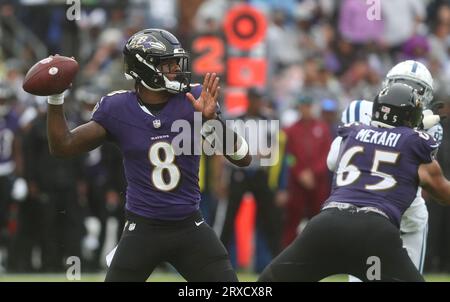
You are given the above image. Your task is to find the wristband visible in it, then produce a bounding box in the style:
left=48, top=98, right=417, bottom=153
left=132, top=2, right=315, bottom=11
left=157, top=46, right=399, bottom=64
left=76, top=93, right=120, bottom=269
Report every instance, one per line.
left=47, top=92, right=65, bottom=105
left=229, top=134, right=248, bottom=161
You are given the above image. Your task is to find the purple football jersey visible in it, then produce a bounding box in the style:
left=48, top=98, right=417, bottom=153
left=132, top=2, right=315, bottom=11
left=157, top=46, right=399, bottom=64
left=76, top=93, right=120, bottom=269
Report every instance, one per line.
left=92, top=85, right=203, bottom=220
left=325, top=123, right=438, bottom=227
left=0, top=111, right=20, bottom=166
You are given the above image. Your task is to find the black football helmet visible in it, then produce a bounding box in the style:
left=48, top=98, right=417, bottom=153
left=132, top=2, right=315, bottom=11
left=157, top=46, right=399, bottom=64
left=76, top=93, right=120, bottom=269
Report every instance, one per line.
left=123, top=28, right=191, bottom=94
left=372, top=83, right=423, bottom=128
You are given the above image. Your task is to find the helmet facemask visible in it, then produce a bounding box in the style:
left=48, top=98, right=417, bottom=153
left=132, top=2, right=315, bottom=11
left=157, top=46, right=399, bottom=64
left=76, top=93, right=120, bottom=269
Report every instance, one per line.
left=383, top=77, right=433, bottom=108
left=383, top=60, right=434, bottom=108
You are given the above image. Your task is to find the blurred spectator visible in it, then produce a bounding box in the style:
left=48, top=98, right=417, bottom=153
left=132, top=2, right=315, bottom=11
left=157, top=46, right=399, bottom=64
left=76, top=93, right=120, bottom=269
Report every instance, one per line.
left=381, top=0, right=427, bottom=57
left=302, top=56, right=346, bottom=105
left=320, top=98, right=339, bottom=188
left=266, top=9, right=302, bottom=74
left=3, top=59, right=27, bottom=105
left=198, top=155, right=224, bottom=227
left=148, top=0, right=178, bottom=30
left=0, top=82, right=24, bottom=271
left=338, top=0, right=384, bottom=44
left=220, top=88, right=282, bottom=265
left=80, top=29, right=133, bottom=94
left=400, top=34, right=430, bottom=61
left=20, top=107, right=86, bottom=272
left=329, top=36, right=357, bottom=76
left=428, top=3, right=450, bottom=67
left=76, top=8, right=108, bottom=64
left=193, top=0, right=227, bottom=34
left=320, top=98, right=339, bottom=138
left=251, top=0, right=299, bottom=17
left=341, top=57, right=382, bottom=102
left=281, top=95, right=331, bottom=247
left=73, top=85, right=121, bottom=271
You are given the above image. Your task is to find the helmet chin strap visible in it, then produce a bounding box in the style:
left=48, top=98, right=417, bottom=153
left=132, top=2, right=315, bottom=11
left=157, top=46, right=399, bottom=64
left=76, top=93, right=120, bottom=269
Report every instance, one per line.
left=132, top=53, right=187, bottom=93
left=140, top=79, right=165, bottom=92
left=384, top=76, right=433, bottom=106
left=163, top=75, right=188, bottom=94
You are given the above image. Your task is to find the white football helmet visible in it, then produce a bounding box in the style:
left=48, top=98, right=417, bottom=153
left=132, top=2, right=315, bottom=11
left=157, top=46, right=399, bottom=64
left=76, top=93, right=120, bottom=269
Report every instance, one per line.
left=383, top=60, right=434, bottom=107
left=341, top=99, right=373, bottom=126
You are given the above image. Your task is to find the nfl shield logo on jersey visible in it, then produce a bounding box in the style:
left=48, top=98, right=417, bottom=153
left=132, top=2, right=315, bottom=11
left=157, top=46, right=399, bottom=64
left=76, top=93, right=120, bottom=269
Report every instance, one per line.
left=153, top=119, right=161, bottom=129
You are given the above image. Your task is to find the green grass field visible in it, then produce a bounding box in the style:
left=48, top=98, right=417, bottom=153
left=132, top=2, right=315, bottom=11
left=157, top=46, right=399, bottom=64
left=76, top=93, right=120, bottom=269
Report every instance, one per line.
left=1, top=272, right=449, bottom=282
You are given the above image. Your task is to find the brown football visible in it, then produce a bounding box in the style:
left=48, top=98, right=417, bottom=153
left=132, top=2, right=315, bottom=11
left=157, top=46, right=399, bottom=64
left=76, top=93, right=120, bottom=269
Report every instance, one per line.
left=22, top=55, right=79, bottom=96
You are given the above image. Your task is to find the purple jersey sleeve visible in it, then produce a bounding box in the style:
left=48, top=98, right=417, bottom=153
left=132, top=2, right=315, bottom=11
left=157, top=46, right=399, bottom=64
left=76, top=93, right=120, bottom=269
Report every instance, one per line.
left=408, top=130, right=439, bottom=164
left=9, top=112, right=20, bottom=134
left=91, top=96, right=109, bottom=125
left=91, top=93, right=124, bottom=141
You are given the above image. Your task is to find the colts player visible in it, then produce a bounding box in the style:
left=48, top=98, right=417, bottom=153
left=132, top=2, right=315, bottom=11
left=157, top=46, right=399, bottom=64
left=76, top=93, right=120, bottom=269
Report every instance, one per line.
left=45, top=29, right=251, bottom=281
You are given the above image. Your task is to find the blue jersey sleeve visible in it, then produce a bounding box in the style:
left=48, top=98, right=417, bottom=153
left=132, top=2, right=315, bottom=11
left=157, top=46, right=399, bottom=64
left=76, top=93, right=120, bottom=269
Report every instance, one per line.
left=426, top=123, right=443, bottom=147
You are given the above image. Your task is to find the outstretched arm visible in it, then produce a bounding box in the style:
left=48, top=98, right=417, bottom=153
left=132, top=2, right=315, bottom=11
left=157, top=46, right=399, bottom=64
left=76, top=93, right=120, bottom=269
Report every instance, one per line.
left=186, top=73, right=251, bottom=167
left=47, top=95, right=107, bottom=157
left=327, top=136, right=343, bottom=172
left=419, top=160, right=450, bottom=205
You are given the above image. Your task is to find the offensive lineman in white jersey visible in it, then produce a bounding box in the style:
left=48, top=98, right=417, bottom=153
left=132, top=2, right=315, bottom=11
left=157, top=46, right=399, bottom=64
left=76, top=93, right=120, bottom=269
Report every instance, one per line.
left=327, top=60, right=443, bottom=281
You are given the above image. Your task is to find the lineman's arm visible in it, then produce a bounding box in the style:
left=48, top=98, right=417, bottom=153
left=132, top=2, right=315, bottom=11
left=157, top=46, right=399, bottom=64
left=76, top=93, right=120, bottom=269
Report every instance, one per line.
left=327, top=136, right=343, bottom=172
left=419, top=160, right=450, bottom=205
left=47, top=103, right=107, bottom=157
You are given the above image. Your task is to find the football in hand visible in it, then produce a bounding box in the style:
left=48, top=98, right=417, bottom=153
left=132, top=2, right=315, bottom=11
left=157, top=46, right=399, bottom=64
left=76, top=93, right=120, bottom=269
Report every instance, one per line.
left=22, top=55, right=79, bottom=96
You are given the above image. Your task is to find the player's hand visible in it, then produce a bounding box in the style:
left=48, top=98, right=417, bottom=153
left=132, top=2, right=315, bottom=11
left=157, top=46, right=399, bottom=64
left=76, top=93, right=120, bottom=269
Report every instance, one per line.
left=298, top=169, right=315, bottom=190
left=106, top=190, right=121, bottom=211
left=275, top=190, right=289, bottom=207
left=186, top=73, right=220, bottom=120
left=422, top=109, right=440, bottom=130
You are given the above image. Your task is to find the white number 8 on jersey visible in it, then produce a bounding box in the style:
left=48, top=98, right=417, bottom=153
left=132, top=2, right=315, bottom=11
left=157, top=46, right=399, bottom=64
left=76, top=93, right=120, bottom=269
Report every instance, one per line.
left=148, top=142, right=180, bottom=191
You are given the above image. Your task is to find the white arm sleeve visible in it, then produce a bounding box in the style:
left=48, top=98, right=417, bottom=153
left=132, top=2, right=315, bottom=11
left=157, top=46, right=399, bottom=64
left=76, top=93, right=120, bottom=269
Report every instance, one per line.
left=327, top=136, right=343, bottom=172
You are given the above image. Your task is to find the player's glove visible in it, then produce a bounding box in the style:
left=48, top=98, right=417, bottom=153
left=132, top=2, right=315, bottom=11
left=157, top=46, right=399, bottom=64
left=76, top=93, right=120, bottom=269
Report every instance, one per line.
left=421, top=109, right=441, bottom=130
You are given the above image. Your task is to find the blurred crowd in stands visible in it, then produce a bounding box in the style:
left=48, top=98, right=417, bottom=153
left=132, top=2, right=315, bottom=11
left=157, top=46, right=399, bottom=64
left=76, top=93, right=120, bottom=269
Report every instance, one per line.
left=0, top=0, right=449, bottom=274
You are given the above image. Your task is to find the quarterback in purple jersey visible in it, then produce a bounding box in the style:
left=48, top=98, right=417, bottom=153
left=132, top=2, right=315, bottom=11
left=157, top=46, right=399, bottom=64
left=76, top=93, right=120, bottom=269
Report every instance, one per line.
left=45, top=29, right=251, bottom=281
left=258, top=83, right=450, bottom=282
